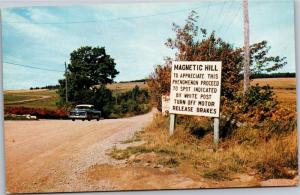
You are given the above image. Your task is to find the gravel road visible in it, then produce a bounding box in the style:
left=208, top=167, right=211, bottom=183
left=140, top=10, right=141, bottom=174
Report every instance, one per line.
left=4, top=110, right=155, bottom=193
left=6, top=109, right=297, bottom=193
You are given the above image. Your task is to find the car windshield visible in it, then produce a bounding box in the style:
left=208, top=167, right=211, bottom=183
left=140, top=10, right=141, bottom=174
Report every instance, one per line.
left=76, top=106, right=93, bottom=109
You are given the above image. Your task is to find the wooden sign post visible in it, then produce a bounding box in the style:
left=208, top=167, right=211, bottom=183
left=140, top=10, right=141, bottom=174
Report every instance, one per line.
left=169, top=61, right=222, bottom=144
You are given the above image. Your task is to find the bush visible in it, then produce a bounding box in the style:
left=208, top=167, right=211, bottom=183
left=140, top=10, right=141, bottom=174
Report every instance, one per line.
left=4, top=114, right=37, bottom=120
left=92, top=85, right=114, bottom=118
left=110, top=86, right=151, bottom=117
left=148, top=64, right=171, bottom=111
left=5, top=106, right=68, bottom=119
left=242, top=84, right=277, bottom=111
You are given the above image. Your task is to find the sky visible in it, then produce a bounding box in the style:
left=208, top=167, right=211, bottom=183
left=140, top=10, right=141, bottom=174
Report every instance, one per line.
left=2, top=0, right=296, bottom=90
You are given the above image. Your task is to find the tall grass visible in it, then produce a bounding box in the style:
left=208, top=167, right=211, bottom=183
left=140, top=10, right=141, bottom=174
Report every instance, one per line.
left=110, top=113, right=298, bottom=181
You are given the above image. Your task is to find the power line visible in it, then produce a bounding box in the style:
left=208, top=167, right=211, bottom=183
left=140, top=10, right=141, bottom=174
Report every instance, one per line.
left=3, top=6, right=206, bottom=25
left=201, top=0, right=211, bottom=25
left=223, top=2, right=242, bottom=35
left=216, top=0, right=235, bottom=33
left=4, top=61, right=64, bottom=73
left=211, top=0, right=227, bottom=32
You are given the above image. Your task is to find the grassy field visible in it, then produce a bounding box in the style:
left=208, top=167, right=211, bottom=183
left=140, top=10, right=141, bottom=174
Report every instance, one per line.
left=4, top=82, right=149, bottom=110
left=4, top=89, right=59, bottom=110
left=107, top=82, right=147, bottom=93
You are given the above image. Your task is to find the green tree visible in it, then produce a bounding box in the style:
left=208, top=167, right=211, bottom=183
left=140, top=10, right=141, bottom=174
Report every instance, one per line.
left=58, top=46, right=119, bottom=115
left=92, top=85, right=114, bottom=117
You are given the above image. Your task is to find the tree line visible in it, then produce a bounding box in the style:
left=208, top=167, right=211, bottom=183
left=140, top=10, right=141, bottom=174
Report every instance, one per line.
left=251, top=72, right=295, bottom=79
left=57, top=46, right=150, bottom=118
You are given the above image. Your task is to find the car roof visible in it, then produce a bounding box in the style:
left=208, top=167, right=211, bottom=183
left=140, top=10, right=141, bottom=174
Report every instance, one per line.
left=76, top=104, right=94, bottom=107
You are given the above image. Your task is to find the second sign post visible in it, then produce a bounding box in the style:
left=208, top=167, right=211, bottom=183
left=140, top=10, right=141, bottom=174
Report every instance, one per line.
left=169, top=61, right=222, bottom=144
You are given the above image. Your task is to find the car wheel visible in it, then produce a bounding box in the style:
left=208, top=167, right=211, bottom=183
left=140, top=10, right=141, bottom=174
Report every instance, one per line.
left=72, top=119, right=75, bottom=121
left=82, top=119, right=85, bottom=121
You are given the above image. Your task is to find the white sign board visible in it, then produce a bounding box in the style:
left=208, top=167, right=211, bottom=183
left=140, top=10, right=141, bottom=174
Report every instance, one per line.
left=169, top=61, right=222, bottom=117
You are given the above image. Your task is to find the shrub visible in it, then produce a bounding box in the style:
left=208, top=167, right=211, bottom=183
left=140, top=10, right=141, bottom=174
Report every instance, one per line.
left=239, top=84, right=277, bottom=113
left=92, top=85, right=114, bottom=118
left=148, top=64, right=171, bottom=111
left=5, top=106, right=68, bottom=119
left=110, top=86, right=151, bottom=117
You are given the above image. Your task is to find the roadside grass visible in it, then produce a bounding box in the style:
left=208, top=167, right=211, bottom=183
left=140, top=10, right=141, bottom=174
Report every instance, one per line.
left=109, top=113, right=297, bottom=181
left=120, top=131, right=143, bottom=144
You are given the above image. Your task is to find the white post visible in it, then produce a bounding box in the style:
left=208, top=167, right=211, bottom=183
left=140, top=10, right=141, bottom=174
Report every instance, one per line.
left=169, top=114, right=176, bottom=135
left=214, top=117, right=220, bottom=144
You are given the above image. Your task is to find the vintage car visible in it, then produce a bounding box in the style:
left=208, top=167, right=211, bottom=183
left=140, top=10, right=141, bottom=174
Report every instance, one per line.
left=69, top=104, right=101, bottom=121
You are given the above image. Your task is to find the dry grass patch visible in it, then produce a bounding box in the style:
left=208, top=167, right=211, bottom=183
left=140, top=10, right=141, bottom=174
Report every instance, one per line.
left=109, top=113, right=298, bottom=182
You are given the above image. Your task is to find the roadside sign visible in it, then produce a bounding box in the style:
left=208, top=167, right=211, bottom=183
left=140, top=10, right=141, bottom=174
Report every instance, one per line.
left=169, top=61, right=222, bottom=117
left=169, top=61, right=222, bottom=143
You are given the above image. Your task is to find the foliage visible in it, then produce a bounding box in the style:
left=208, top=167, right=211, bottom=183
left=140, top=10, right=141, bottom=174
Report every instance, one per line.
left=149, top=11, right=287, bottom=108
left=92, top=85, right=115, bottom=117
left=110, top=86, right=151, bottom=118
left=221, top=84, right=296, bottom=135
left=148, top=64, right=171, bottom=111
left=251, top=72, right=296, bottom=79
left=5, top=106, right=68, bottom=119
left=249, top=41, right=287, bottom=74
left=30, top=85, right=60, bottom=90
left=58, top=46, right=119, bottom=105
left=241, top=84, right=276, bottom=111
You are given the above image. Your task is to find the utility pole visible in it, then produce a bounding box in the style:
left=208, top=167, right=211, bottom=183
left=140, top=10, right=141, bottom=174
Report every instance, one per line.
left=243, top=0, right=250, bottom=94
left=0, top=10, right=3, bottom=104
left=65, top=62, right=68, bottom=103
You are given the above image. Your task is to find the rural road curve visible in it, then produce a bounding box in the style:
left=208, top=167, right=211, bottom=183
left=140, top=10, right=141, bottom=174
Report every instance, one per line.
left=4, top=110, right=155, bottom=193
